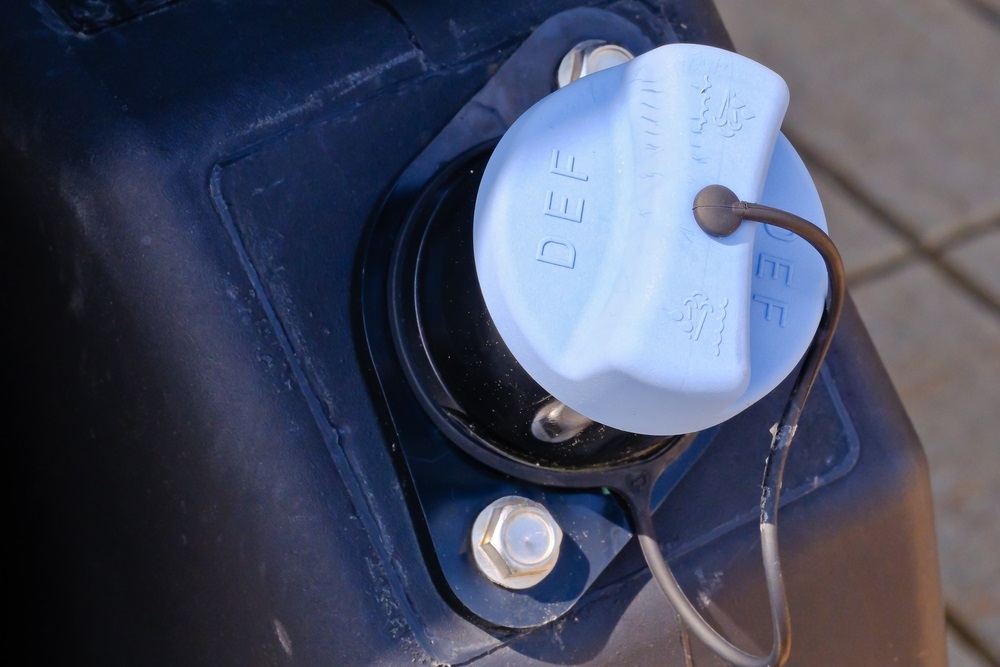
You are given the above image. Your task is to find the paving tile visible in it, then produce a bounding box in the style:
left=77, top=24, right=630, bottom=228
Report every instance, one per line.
left=962, top=0, right=1000, bottom=20
left=803, top=158, right=909, bottom=278
left=714, top=0, right=1000, bottom=242
left=852, top=262, right=1000, bottom=656
left=945, top=227, right=1000, bottom=303
left=948, top=632, right=992, bottom=667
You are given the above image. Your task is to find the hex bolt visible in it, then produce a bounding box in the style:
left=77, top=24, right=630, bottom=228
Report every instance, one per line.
left=531, top=398, right=593, bottom=443
left=471, top=496, right=564, bottom=589
left=557, top=40, right=635, bottom=89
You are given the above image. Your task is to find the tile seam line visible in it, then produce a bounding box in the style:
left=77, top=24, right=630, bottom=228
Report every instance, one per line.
left=954, top=0, right=1000, bottom=33
left=785, top=129, right=1000, bottom=317
left=933, top=214, right=1000, bottom=252
left=947, top=604, right=1000, bottom=667
left=846, top=253, right=917, bottom=289
left=847, top=217, right=999, bottom=288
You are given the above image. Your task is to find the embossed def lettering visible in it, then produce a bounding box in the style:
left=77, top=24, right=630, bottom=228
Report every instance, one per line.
left=535, top=149, right=589, bottom=269
left=549, top=149, right=588, bottom=181
left=543, top=191, right=584, bottom=222
left=756, top=253, right=794, bottom=286
left=752, top=294, right=788, bottom=327
left=754, top=251, right=796, bottom=325
left=536, top=237, right=576, bottom=268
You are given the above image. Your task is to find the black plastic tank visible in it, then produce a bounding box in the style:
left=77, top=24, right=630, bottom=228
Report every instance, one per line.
left=1, top=1, right=946, bottom=665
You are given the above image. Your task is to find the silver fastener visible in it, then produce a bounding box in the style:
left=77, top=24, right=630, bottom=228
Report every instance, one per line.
left=557, top=40, right=635, bottom=89
left=531, top=398, right=593, bottom=443
left=471, top=496, right=563, bottom=589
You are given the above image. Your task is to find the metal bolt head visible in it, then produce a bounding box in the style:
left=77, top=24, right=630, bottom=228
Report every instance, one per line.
left=531, top=398, right=593, bottom=443
left=471, top=496, right=563, bottom=589
left=557, top=40, right=635, bottom=89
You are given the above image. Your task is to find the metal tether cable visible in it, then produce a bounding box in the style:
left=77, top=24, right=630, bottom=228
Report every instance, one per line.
left=628, top=184, right=846, bottom=667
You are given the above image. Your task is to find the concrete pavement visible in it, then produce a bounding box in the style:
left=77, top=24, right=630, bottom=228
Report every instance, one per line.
left=714, top=1, right=1000, bottom=664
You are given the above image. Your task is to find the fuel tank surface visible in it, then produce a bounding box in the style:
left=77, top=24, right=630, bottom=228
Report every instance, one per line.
left=1, top=1, right=944, bottom=665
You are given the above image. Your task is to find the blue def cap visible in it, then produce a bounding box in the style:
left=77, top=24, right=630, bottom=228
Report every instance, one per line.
left=474, top=44, right=828, bottom=435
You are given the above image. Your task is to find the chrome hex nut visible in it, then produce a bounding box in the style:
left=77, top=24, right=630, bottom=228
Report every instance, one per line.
left=471, top=496, right=564, bottom=590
